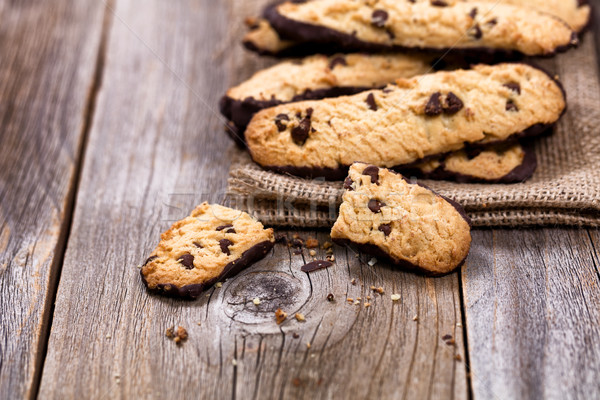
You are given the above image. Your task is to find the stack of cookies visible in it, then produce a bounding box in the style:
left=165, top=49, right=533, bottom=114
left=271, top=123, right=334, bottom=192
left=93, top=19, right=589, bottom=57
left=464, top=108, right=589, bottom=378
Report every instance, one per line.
left=140, top=0, right=590, bottom=298
left=222, top=0, right=589, bottom=183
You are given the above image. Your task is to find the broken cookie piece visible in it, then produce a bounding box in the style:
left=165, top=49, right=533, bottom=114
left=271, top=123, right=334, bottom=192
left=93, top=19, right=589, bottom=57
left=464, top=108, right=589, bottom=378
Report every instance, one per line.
left=140, top=202, right=275, bottom=299
left=331, top=163, right=471, bottom=275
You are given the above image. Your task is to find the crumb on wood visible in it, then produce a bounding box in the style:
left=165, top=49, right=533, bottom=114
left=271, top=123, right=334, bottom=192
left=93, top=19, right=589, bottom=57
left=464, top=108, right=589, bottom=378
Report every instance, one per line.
left=166, top=326, right=175, bottom=339
left=391, top=294, right=401, bottom=301
left=351, top=278, right=357, bottom=285
left=413, top=315, right=419, bottom=321
left=305, top=238, right=319, bottom=248
left=322, top=241, right=333, bottom=250
left=442, top=334, right=453, bottom=341
left=326, top=254, right=335, bottom=262
left=253, top=297, right=261, bottom=305
left=293, top=332, right=300, bottom=339
left=295, top=313, right=306, bottom=322
left=306, top=342, right=311, bottom=349
left=371, top=286, right=384, bottom=295
left=347, top=297, right=354, bottom=303
left=309, top=249, right=316, bottom=257
left=368, top=257, right=377, bottom=266
left=275, top=308, right=288, bottom=325
left=455, top=354, right=463, bottom=362
left=364, top=303, right=371, bottom=308
left=215, top=282, right=223, bottom=288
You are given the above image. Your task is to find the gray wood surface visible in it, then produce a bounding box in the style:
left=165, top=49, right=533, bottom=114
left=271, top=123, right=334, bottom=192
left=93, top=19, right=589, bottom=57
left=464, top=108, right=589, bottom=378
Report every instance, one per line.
left=0, top=0, right=597, bottom=399
left=0, top=1, right=106, bottom=398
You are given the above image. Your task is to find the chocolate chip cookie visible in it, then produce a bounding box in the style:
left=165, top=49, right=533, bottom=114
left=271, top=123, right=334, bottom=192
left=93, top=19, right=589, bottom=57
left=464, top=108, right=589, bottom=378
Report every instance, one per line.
left=402, top=142, right=537, bottom=183
left=220, top=53, right=431, bottom=131
left=140, top=203, right=275, bottom=299
left=245, top=63, right=565, bottom=180
left=331, top=163, right=472, bottom=275
left=265, top=0, right=577, bottom=56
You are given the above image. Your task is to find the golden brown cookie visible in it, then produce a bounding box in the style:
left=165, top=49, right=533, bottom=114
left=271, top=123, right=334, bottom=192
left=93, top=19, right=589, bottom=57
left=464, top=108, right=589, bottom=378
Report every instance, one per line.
left=265, top=0, right=577, bottom=56
left=331, top=163, right=472, bottom=275
left=245, top=63, right=565, bottom=180
left=140, top=203, right=275, bottom=299
left=220, top=53, right=431, bottom=130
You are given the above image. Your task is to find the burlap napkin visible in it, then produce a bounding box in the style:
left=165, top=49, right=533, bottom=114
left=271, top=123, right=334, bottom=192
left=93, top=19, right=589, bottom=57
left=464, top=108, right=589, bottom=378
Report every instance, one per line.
left=227, top=36, right=600, bottom=228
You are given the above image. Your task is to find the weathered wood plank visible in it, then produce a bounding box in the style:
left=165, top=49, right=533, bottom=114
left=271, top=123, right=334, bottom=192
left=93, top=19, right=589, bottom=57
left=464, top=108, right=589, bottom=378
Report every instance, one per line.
left=463, top=229, right=600, bottom=400
left=0, top=1, right=106, bottom=398
left=38, top=0, right=468, bottom=398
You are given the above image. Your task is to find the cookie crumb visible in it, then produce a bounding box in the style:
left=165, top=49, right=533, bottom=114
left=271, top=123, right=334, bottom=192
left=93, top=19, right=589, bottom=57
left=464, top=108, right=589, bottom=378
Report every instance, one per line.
left=295, top=313, right=306, bottom=322
left=306, top=342, right=311, bottom=349
left=293, top=332, right=300, bottom=339
left=322, top=241, right=333, bottom=249
left=253, top=297, right=261, bottom=306
left=347, top=297, right=354, bottom=303
left=197, top=322, right=202, bottom=326
left=275, top=308, right=288, bottom=325
left=365, top=303, right=371, bottom=308
left=368, top=258, right=377, bottom=266
left=232, top=359, right=238, bottom=366
left=166, top=326, right=175, bottom=339
left=366, top=295, right=371, bottom=300
left=351, top=278, right=357, bottom=285
left=372, top=286, right=384, bottom=295
left=354, top=300, right=360, bottom=305
left=309, top=250, right=316, bottom=256
left=306, top=238, right=319, bottom=248
left=413, top=315, right=419, bottom=321
left=106, top=334, right=111, bottom=339
left=326, top=254, right=335, bottom=262
left=455, top=354, right=463, bottom=362
left=391, top=294, right=401, bottom=301
left=215, top=282, right=223, bottom=288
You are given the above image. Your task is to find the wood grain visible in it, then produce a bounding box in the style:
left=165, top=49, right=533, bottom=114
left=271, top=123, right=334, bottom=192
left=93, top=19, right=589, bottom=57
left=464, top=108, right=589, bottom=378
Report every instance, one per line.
left=0, top=1, right=106, bottom=398
left=463, top=229, right=600, bottom=399
left=37, top=0, right=467, bottom=398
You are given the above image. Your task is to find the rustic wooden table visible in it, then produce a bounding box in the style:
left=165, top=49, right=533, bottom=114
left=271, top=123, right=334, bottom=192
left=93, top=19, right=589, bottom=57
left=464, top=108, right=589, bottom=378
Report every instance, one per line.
left=1, top=1, right=599, bottom=399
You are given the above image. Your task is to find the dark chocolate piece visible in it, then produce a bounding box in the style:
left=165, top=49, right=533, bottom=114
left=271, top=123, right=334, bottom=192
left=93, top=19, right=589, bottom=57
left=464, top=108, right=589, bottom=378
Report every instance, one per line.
left=425, top=92, right=443, bottom=116
left=368, top=199, right=386, bottom=213
left=503, top=82, right=521, bottom=94
left=291, top=118, right=311, bottom=145
left=301, top=260, right=333, bottom=272
left=362, top=165, right=380, bottom=185
left=431, top=0, right=448, bottom=6
left=378, top=224, right=392, bottom=236
left=343, top=176, right=355, bottom=190
left=141, top=241, right=274, bottom=299
left=469, top=24, right=482, bottom=40
left=371, top=10, right=389, bottom=28
left=216, top=224, right=234, bottom=231
left=219, top=239, right=233, bottom=255
left=275, top=114, right=290, bottom=131
left=329, top=56, right=347, bottom=69
left=193, top=241, right=203, bottom=248
left=143, top=255, right=158, bottom=266
left=365, top=93, right=378, bottom=111
left=506, top=100, right=519, bottom=112
left=178, top=253, right=195, bottom=269
left=468, top=7, right=477, bottom=19
left=444, top=92, right=464, bottom=115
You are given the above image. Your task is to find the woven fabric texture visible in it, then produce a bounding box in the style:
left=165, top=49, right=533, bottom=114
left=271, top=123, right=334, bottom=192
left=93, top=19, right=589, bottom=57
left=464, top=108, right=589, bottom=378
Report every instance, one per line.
left=227, top=37, right=600, bottom=228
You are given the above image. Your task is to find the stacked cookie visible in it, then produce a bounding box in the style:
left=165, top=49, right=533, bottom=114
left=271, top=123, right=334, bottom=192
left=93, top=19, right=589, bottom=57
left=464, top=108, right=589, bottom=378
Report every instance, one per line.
left=222, top=0, right=586, bottom=183
left=139, top=0, right=589, bottom=298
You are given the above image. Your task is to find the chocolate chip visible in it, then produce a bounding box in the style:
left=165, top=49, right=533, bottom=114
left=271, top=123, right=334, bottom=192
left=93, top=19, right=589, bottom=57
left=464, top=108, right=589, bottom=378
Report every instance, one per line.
left=386, top=29, right=395, bottom=39
left=306, top=107, right=314, bottom=118
left=291, top=238, right=304, bottom=248
left=378, top=223, right=392, bottom=236
left=442, top=334, right=453, bottom=340
left=193, top=241, right=203, bottom=248
left=425, top=92, right=443, bottom=116
left=431, top=0, right=448, bottom=6
left=143, top=255, right=157, bottom=266
left=329, top=56, right=347, bottom=69
left=291, top=118, right=311, bottom=145
left=216, top=224, right=233, bottom=231
left=301, top=260, right=333, bottom=273
left=368, top=199, right=386, bottom=213
left=327, top=293, right=335, bottom=301
left=503, top=82, right=521, bottom=95
left=577, top=0, right=587, bottom=6
left=486, top=18, right=497, bottom=26
left=469, top=24, right=482, bottom=39
left=343, top=176, right=355, bottom=191
left=468, top=7, right=477, bottom=18
left=275, top=234, right=287, bottom=244
left=275, top=114, right=289, bottom=132
left=506, top=100, right=519, bottom=112
left=219, top=239, right=233, bottom=255
left=362, top=165, right=380, bottom=185
left=382, top=86, right=395, bottom=93
left=178, top=253, right=194, bottom=269
left=365, top=93, right=377, bottom=111
left=293, top=333, right=300, bottom=339
left=371, top=9, right=388, bottom=28
left=444, top=92, right=464, bottom=115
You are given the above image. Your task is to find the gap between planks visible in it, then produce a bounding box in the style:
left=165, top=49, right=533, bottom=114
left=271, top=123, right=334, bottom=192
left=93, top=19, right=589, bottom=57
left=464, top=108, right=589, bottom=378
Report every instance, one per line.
left=29, top=2, right=116, bottom=399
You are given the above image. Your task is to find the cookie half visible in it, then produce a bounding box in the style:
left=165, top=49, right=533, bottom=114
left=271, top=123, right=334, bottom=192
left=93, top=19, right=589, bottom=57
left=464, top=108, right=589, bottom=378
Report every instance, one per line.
left=401, top=142, right=537, bottom=183
left=245, top=63, right=565, bottom=180
left=140, top=203, right=275, bottom=299
left=265, top=0, right=577, bottom=56
left=220, top=53, right=431, bottom=131
left=331, top=163, right=472, bottom=275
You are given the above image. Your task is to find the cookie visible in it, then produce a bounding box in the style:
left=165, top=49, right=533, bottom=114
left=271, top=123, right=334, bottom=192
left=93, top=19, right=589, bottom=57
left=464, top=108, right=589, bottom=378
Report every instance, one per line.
left=487, top=0, right=590, bottom=32
left=140, top=203, right=275, bottom=299
left=245, top=63, right=565, bottom=180
left=402, top=142, right=537, bottom=183
left=242, top=17, right=298, bottom=56
left=265, top=0, right=577, bottom=56
left=220, top=53, right=431, bottom=131
left=331, top=163, right=472, bottom=275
